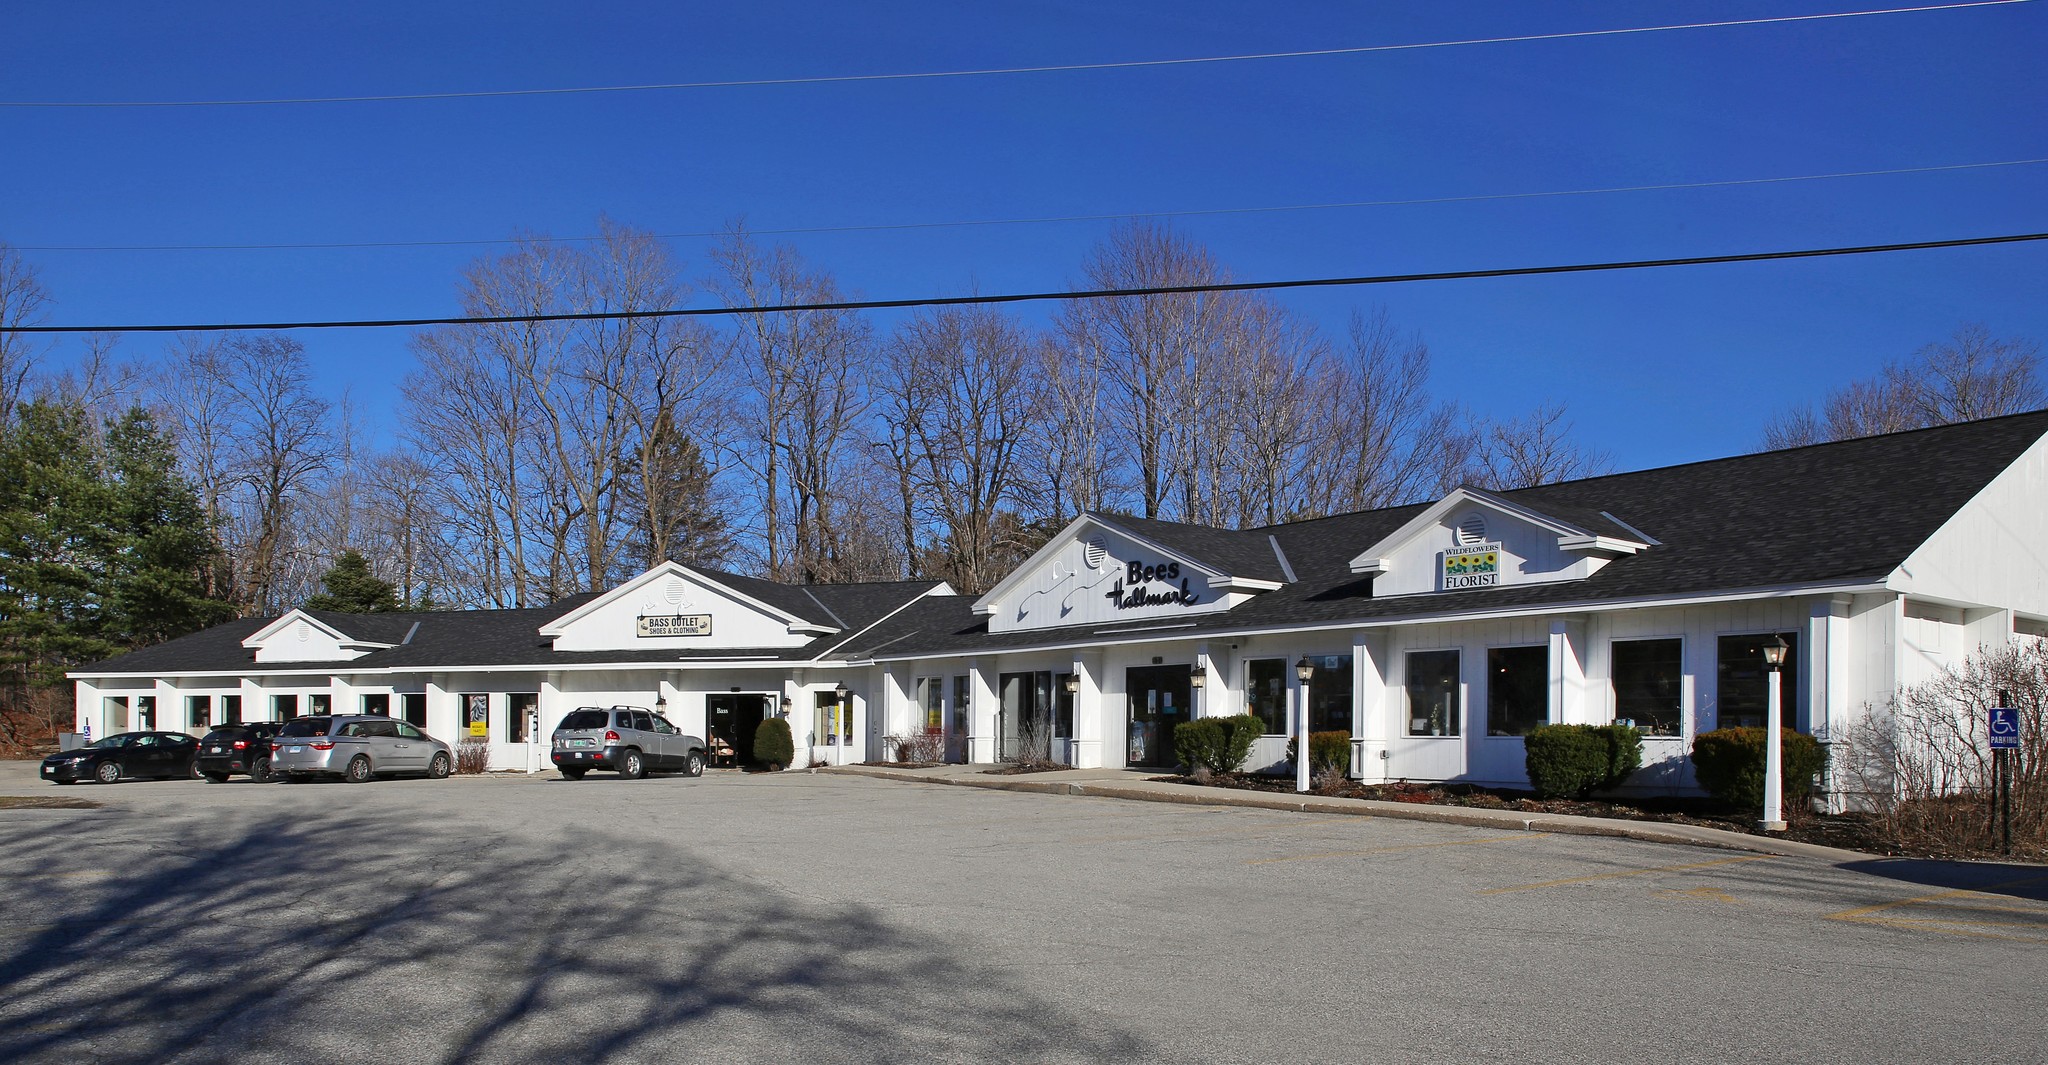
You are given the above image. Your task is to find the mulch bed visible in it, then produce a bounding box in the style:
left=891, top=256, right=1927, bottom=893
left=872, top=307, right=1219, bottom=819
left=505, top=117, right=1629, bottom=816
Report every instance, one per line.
left=1153, top=773, right=1891, bottom=854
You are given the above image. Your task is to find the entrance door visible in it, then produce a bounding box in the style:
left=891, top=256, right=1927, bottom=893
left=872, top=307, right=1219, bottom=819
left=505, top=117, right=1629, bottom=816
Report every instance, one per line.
left=705, top=694, right=771, bottom=766
left=1125, top=666, right=1191, bottom=768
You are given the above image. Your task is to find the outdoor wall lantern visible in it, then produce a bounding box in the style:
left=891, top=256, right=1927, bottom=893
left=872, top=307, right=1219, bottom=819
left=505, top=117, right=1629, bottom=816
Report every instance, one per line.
left=1063, top=674, right=1080, bottom=694
left=1760, top=635, right=1790, bottom=833
left=1188, top=666, right=1205, bottom=690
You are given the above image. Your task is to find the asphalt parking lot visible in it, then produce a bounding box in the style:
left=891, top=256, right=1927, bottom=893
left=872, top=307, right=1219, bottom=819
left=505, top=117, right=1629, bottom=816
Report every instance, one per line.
left=1, top=762, right=2043, bottom=1064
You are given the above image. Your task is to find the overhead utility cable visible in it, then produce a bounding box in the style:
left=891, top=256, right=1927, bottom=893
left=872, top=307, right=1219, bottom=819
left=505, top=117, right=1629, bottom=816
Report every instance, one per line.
left=17, top=157, right=2047, bottom=253
left=0, top=1, right=2027, bottom=108
left=10, top=231, right=2046, bottom=335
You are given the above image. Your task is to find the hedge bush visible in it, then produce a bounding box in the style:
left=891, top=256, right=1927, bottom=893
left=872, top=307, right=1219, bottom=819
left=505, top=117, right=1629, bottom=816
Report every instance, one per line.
left=1522, top=724, right=1643, bottom=799
left=1284, top=730, right=1352, bottom=776
left=752, top=717, right=795, bottom=770
left=1172, top=714, right=1263, bottom=774
left=1691, top=727, right=1827, bottom=811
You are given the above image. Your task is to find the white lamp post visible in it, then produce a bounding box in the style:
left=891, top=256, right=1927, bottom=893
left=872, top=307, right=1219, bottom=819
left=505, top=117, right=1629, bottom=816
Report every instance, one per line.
left=1760, top=635, right=1789, bottom=832
left=1295, top=656, right=1314, bottom=794
left=834, top=682, right=850, bottom=767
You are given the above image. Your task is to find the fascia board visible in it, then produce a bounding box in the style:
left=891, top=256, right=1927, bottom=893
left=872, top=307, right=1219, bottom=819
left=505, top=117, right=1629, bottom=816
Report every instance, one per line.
left=871, top=579, right=1893, bottom=664
left=540, top=561, right=837, bottom=637
left=241, top=610, right=349, bottom=649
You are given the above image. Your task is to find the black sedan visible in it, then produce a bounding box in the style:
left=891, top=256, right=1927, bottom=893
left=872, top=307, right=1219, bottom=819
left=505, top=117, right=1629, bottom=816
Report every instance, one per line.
left=194, top=722, right=285, bottom=782
left=41, top=731, right=201, bottom=785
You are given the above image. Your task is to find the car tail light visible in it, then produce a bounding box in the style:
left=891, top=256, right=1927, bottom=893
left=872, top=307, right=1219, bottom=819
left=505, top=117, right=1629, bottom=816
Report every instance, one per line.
left=310, top=741, right=335, bottom=751
left=605, top=730, right=620, bottom=741
left=232, top=739, right=248, bottom=750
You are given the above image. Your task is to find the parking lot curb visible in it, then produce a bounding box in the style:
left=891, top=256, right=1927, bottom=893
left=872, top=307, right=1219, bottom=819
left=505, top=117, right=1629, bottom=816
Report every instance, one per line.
left=824, top=764, right=1871, bottom=863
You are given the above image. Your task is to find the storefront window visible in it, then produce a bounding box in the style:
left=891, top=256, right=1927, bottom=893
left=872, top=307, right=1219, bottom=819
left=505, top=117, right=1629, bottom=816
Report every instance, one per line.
left=188, top=695, right=212, bottom=731
left=136, top=696, right=156, bottom=730
left=509, top=693, right=539, bottom=742
left=814, top=690, right=851, bottom=744
left=951, top=676, right=970, bottom=736
left=1000, top=671, right=1053, bottom=758
left=221, top=694, right=242, bottom=726
left=917, top=677, right=943, bottom=732
left=1487, top=645, right=1549, bottom=736
left=1245, top=658, right=1288, bottom=735
left=1308, top=655, right=1353, bottom=733
left=463, top=694, right=489, bottom=739
left=1612, top=639, right=1683, bottom=737
left=400, top=693, right=426, bottom=728
left=273, top=694, right=298, bottom=722
left=1406, top=650, right=1461, bottom=736
left=1717, top=633, right=1799, bottom=731
left=309, top=693, right=331, bottom=714
left=361, top=693, right=390, bottom=716
left=1055, top=674, right=1075, bottom=739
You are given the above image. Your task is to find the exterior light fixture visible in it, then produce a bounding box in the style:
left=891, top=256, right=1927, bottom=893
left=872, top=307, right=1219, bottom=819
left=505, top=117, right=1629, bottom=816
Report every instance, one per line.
left=833, top=682, right=850, bottom=767
left=1063, top=674, right=1080, bottom=694
left=1188, top=666, right=1205, bottom=690
left=1296, top=656, right=1315, bottom=683
left=1760, top=634, right=1789, bottom=832
left=654, top=695, right=667, bottom=712
left=834, top=681, right=849, bottom=698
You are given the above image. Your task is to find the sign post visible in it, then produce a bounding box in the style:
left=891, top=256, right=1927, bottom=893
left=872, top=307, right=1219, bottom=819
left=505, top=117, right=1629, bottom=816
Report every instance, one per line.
left=1989, top=692, right=2019, bottom=856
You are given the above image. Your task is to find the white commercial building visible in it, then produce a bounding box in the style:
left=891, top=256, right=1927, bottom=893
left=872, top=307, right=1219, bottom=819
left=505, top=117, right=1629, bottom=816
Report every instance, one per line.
left=72, top=412, right=2048, bottom=805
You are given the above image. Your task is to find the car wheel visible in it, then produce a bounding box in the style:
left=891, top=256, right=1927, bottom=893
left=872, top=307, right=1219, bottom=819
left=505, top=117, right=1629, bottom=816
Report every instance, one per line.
left=618, top=748, right=646, bottom=780
left=189, top=760, right=206, bottom=781
left=94, top=761, right=120, bottom=785
left=427, top=752, right=451, bottom=779
left=203, top=771, right=230, bottom=783
left=250, top=757, right=274, bottom=784
left=559, top=767, right=586, bottom=781
left=343, top=755, right=373, bottom=784
left=683, top=751, right=705, bottom=778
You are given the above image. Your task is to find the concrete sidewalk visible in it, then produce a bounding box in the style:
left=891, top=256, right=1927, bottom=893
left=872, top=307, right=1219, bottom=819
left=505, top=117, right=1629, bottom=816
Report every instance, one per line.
left=825, top=761, right=1873, bottom=863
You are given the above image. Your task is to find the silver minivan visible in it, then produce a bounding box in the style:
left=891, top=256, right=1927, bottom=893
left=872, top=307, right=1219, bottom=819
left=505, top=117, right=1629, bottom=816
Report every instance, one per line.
left=272, top=715, right=453, bottom=783
left=550, top=706, right=707, bottom=780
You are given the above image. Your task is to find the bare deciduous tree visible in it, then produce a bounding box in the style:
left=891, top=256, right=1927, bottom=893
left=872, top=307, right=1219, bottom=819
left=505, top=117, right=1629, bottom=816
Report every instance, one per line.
left=1461, top=401, right=1611, bottom=491
left=1764, top=324, right=2043, bottom=448
left=0, top=242, right=52, bottom=420
left=1297, top=310, right=1464, bottom=516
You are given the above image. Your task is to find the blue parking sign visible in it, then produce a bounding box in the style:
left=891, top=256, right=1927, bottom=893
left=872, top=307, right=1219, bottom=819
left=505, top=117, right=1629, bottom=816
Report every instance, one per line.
left=1989, top=707, right=2020, bottom=750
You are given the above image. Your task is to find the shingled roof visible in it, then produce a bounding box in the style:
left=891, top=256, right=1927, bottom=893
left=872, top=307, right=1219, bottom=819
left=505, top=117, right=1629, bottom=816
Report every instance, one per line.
left=830, top=410, right=2048, bottom=660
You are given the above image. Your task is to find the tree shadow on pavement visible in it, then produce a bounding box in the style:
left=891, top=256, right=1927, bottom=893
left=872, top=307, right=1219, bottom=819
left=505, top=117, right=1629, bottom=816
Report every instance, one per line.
left=0, top=804, right=1145, bottom=1064
left=1835, top=857, right=2048, bottom=901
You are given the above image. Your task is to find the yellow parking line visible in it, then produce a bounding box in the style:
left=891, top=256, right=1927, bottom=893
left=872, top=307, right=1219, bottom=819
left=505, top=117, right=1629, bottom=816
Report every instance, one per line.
left=1825, top=876, right=2048, bottom=923
left=1249, top=833, right=1547, bottom=865
left=1836, top=914, right=2048, bottom=944
left=1478, top=854, right=1775, bottom=895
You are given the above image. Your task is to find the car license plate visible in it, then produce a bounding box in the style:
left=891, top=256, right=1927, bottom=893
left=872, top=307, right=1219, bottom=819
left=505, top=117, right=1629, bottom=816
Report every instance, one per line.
left=210, top=746, right=224, bottom=753
left=286, top=745, right=303, bottom=753
left=570, top=738, right=592, bottom=748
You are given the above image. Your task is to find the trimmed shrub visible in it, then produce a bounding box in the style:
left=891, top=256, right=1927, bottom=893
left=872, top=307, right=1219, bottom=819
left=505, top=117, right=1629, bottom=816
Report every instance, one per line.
left=1522, top=724, right=1644, bottom=799
left=1691, top=727, right=1827, bottom=811
left=1284, top=730, right=1352, bottom=776
left=1172, top=714, right=1263, bottom=775
left=752, top=717, right=795, bottom=770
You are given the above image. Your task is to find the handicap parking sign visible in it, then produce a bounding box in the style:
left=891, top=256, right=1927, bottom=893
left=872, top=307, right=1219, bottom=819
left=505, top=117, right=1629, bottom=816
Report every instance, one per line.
left=1989, top=707, right=2021, bottom=750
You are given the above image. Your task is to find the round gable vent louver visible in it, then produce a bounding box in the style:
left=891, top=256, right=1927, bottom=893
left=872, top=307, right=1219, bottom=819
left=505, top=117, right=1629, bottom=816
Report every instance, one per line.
left=665, top=579, right=686, bottom=605
left=295, top=620, right=311, bottom=642
left=1456, top=513, right=1487, bottom=546
left=1084, top=536, right=1108, bottom=569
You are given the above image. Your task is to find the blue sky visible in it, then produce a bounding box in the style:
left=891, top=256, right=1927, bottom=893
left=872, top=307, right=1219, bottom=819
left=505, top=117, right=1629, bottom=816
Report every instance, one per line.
left=3, top=1, right=2044, bottom=471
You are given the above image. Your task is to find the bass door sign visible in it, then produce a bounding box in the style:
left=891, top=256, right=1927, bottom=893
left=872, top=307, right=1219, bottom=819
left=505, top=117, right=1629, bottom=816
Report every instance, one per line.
left=1104, top=559, right=1200, bottom=610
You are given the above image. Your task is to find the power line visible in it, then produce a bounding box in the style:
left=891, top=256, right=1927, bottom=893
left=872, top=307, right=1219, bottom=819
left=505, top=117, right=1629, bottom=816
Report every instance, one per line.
left=10, top=231, right=2045, bottom=335
left=16, top=158, right=2048, bottom=253
left=1, top=1, right=2028, bottom=108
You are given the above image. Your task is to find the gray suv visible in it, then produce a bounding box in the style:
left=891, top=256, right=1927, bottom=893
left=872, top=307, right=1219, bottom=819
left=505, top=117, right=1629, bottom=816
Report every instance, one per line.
left=271, top=715, right=454, bottom=783
left=550, top=706, right=707, bottom=781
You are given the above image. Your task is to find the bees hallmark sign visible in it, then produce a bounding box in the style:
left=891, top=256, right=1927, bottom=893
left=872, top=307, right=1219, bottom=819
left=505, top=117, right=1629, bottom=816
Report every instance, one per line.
left=637, top=614, right=713, bottom=638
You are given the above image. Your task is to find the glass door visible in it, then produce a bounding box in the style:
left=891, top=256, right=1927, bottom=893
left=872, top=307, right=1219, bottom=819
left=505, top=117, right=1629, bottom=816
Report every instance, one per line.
left=1125, top=666, right=1191, bottom=768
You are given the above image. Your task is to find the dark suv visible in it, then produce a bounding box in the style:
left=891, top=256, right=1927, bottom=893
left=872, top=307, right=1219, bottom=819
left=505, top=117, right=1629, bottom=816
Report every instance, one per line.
left=550, top=706, right=707, bottom=780
left=195, top=722, right=285, bottom=782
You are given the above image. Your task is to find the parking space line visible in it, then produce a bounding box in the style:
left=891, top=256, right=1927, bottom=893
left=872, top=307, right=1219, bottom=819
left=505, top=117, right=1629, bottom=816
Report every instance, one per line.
left=1247, top=832, right=1547, bottom=865
left=1823, top=876, right=2048, bottom=942
left=1477, top=854, right=1775, bottom=895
